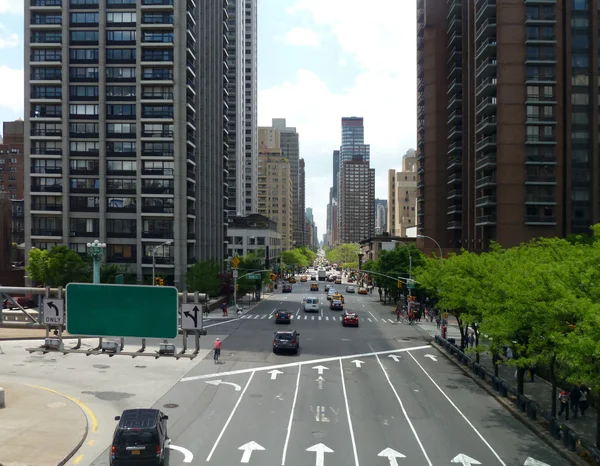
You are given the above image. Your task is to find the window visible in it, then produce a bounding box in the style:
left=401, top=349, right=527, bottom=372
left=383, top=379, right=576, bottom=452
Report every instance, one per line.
left=106, top=67, right=136, bottom=80
left=70, top=31, right=99, bottom=43
left=572, top=93, right=589, bottom=105
left=69, top=86, right=98, bottom=98
left=572, top=54, right=589, bottom=67
left=572, top=112, right=589, bottom=125
left=71, top=13, right=98, bottom=24
left=106, top=86, right=136, bottom=98
left=69, top=48, right=98, bottom=62
left=31, top=86, right=62, bottom=99
left=572, top=35, right=590, bottom=50
left=106, top=48, right=136, bottom=62
left=572, top=74, right=589, bottom=86
left=107, top=104, right=136, bottom=117
left=69, top=104, right=98, bottom=116
left=107, top=141, right=136, bottom=154
left=106, top=12, right=137, bottom=24
left=69, top=122, right=99, bottom=136
left=107, top=30, right=136, bottom=43
left=69, top=67, right=99, bottom=80
left=31, top=49, right=62, bottom=62
left=572, top=0, right=588, bottom=10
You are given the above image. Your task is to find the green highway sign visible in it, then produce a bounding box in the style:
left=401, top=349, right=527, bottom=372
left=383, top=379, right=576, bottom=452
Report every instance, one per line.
left=246, top=274, right=261, bottom=280
left=65, top=283, right=178, bottom=339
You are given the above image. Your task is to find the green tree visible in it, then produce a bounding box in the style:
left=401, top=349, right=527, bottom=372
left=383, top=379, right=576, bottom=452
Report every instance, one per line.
left=377, top=244, right=424, bottom=301
left=297, top=246, right=317, bottom=265
left=186, top=261, right=222, bottom=296
left=27, top=246, right=89, bottom=287
left=99, top=264, right=137, bottom=284
left=326, top=243, right=360, bottom=265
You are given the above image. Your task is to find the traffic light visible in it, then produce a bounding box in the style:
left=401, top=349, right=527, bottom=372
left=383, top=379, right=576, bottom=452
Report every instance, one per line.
left=270, top=273, right=276, bottom=281
left=397, top=280, right=402, bottom=289
left=154, top=277, right=164, bottom=286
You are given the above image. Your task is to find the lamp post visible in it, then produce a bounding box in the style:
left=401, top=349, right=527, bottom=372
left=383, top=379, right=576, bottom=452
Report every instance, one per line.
left=152, top=240, right=172, bottom=285
left=417, top=234, right=443, bottom=259
left=86, top=239, right=106, bottom=284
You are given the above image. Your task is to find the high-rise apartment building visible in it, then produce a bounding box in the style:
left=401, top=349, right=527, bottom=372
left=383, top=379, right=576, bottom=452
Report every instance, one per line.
left=375, top=199, right=388, bottom=235
left=332, top=149, right=340, bottom=199
left=417, top=0, right=600, bottom=251
left=225, top=0, right=257, bottom=217
left=388, top=150, right=417, bottom=237
left=24, top=0, right=227, bottom=287
left=257, top=147, right=293, bottom=250
left=339, top=160, right=375, bottom=243
left=299, top=157, right=306, bottom=245
left=0, top=119, right=25, bottom=200
left=340, top=117, right=370, bottom=164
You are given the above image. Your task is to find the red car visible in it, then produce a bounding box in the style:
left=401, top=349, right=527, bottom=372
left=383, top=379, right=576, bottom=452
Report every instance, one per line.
left=342, top=311, right=359, bottom=327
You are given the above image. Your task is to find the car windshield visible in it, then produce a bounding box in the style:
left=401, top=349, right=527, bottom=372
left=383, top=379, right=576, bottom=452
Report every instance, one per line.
left=276, top=333, right=294, bottom=340
left=115, top=430, right=157, bottom=446
left=332, top=300, right=341, bottom=305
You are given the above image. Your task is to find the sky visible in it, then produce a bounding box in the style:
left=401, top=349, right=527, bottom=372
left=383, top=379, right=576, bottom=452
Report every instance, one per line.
left=0, top=0, right=417, bottom=242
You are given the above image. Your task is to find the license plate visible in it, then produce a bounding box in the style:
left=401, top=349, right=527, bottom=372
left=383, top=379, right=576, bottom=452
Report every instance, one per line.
left=131, top=451, right=140, bottom=455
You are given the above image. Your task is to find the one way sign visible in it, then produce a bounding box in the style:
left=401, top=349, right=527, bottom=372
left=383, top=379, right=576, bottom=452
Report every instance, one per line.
left=180, top=304, right=203, bottom=330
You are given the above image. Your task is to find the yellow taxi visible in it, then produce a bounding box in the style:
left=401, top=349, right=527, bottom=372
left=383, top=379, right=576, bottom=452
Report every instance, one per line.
left=288, top=277, right=297, bottom=283
left=300, top=276, right=308, bottom=282
left=358, top=287, right=368, bottom=295
left=335, top=278, right=342, bottom=285
left=310, top=283, right=319, bottom=291
left=332, top=292, right=345, bottom=304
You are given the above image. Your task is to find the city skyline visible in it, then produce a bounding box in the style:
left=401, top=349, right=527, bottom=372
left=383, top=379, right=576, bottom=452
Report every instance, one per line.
left=0, top=0, right=417, bottom=238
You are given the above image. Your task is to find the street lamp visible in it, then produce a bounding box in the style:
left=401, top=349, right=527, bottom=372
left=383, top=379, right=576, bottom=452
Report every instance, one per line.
left=417, top=235, right=443, bottom=259
left=86, top=239, right=106, bottom=284
left=152, top=240, right=172, bottom=285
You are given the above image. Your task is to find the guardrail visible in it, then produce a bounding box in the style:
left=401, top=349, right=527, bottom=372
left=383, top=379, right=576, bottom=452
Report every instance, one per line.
left=434, top=335, right=600, bottom=465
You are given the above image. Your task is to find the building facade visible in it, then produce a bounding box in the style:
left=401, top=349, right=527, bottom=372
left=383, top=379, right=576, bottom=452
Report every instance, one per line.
left=388, top=150, right=417, bottom=237
left=339, top=160, right=375, bottom=243
left=0, top=120, right=25, bottom=200
left=225, top=0, right=257, bottom=217
left=257, top=148, right=293, bottom=251
left=226, top=214, right=281, bottom=259
left=359, top=233, right=416, bottom=262
left=417, top=0, right=600, bottom=252
left=375, top=198, right=388, bottom=235
left=299, top=157, right=306, bottom=245
left=24, top=0, right=227, bottom=287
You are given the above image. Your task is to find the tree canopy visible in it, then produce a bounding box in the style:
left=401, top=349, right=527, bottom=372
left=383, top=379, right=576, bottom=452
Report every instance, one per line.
left=326, top=243, right=360, bottom=265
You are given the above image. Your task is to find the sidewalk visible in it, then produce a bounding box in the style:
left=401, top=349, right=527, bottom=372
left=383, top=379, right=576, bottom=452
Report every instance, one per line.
left=416, top=318, right=598, bottom=453
left=0, top=381, right=88, bottom=466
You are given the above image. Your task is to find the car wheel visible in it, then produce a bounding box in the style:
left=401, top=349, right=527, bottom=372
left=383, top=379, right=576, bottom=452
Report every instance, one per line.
left=294, top=348, right=298, bottom=354
left=273, top=348, right=277, bottom=354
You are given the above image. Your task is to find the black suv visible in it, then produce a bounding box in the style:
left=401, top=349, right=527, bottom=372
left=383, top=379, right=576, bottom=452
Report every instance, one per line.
left=110, top=409, right=169, bottom=466
left=273, top=329, right=300, bottom=354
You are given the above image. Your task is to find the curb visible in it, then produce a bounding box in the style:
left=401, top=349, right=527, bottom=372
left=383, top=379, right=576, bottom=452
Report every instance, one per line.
left=430, top=341, right=589, bottom=466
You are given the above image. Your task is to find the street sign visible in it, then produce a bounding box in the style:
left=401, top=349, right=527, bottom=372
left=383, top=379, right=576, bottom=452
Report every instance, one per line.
left=65, top=283, right=178, bottom=339
left=42, top=298, right=64, bottom=325
left=231, top=256, right=240, bottom=268
left=247, top=274, right=261, bottom=280
left=232, top=269, right=238, bottom=279
left=180, top=303, right=203, bottom=330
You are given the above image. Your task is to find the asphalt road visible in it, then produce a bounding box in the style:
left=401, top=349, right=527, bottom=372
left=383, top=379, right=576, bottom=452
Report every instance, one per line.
left=78, top=279, right=564, bottom=465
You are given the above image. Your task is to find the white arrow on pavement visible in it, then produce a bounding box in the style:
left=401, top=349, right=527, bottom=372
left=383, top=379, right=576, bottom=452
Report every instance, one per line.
left=306, top=443, right=334, bottom=466
left=388, top=354, right=402, bottom=362
left=524, top=458, right=550, bottom=466
left=205, top=380, right=242, bottom=391
left=312, top=365, right=329, bottom=375
left=316, top=375, right=324, bottom=390
left=238, top=441, right=265, bottom=463
left=268, top=369, right=284, bottom=380
left=451, top=453, right=481, bottom=466
left=166, top=443, right=193, bottom=463
left=425, top=354, right=438, bottom=362
left=351, top=359, right=365, bottom=368
left=378, top=447, right=406, bottom=466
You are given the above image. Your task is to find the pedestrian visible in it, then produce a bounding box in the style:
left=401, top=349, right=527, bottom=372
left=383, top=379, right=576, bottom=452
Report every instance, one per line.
left=221, top=302, right=228, bottom=317
left=506, top=347, right=513, bottom=360
left=528, top=365, right=535, bottom=382
left=579, top=384, right=590, bottom=416
left=558, top=390, right=570, bottom=420
left=570, top=385, right=581, bottom=418
left=436, top=315, right=441, bottom=329
left=468, top=333, right=475, bottom=348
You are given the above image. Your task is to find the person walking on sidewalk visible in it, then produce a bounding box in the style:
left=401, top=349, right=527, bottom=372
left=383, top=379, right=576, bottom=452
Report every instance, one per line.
left=570, top=385, right=581, bottom=418
left=579, top=384, right=590, bottom=416
left=558, top=390, right=570, bottom=420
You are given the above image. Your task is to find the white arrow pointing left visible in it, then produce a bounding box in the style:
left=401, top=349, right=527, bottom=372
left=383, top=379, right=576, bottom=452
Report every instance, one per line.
left=205, top=380, right=242, bottom=391
left=351, top=360, right=365, bottom=368
left=451, top=453, right=481, bottom=466
left=268, top=369, right=284, bottom=380
left=378, top=447, right=406, bottom=466
left=312, top=365, right=329, bottom=375
left=238, top=440, right=265, bottom=463
left=425, top=354, right=438, bottom=362
left=166, top=443, right=193, bottom=463
left=524, top=458, right=551, bottom=466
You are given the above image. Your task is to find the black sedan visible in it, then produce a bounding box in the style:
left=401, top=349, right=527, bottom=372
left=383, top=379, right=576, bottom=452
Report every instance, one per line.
left=282, top=284, right=292, bottom=293
left=273, top=330, right=300, bottom=354
left=330, top=299, right=344, bottom=311
left=275, top=309, right=291, bottom=324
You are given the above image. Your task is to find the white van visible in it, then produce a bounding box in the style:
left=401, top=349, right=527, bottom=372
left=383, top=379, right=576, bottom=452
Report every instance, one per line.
left=304, top=297, right=319, bottom=312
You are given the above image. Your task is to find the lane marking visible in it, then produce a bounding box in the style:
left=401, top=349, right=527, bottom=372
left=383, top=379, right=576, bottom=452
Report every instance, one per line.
left=339, top=359, right=360, bottom=465
left=281, top=365, right=302, bottom=464
left=181, top=345, right=431, bottom=382
left=406, top=352, right=507, bottom=465
left=304, top=316, right=308, bottom=320
left=388, top=319, right=394, bottom=323
left=318, top=316, right=322, bottom=321
left=27, top=384, right=98, bottom=433
left=261, top=315, right=267, bottom=319
left=87, top=439, right=94, bottom=446
left=320, top=309, right=323, bottom=317
left=326, top=316, right=329, bottom=321
left=362, top=304, right=365, bottom=308
left=368, top=311, right=377, bottom=321
left=297, top=308, right=300, bottom=316
left=206, top=371, right=256, bottom=462
left=73, top=454, right=84, bottom=465
left=367, top=318, right=372, bottom=322
left=311, top=316, right=315, bottom=320
left=373, top=354, right=433, bottom=465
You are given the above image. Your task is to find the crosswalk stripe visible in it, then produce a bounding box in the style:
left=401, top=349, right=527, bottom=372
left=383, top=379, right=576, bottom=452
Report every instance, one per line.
left=326, top=316, right=329, bottom=321
left=254, top=315, right=259, bottom=319
left=311, top=316, right=315, bottom=320
left=318, top=316, right=322, bottom=320
left=304, top=316, right=308, bottom=320
left=261, top=315, right=267, bottom=319
left=388, top=319, right=393, bottom=323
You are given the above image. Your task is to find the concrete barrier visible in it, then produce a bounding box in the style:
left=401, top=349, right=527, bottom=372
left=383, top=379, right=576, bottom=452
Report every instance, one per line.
left=1, top=309, right=39, bottom=322
left=0, top=387, right=5, bottom=408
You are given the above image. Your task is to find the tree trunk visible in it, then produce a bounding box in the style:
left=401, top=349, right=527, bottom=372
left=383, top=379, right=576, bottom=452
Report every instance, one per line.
left=456, top=317, right=466, bottom=349
left=492, top=353, right=499, bottom=377
left=517, top=367, right=525, bottom=395
left=596, top=394, right=600, bottom=448
left=474, top=325, right=480, bottom=363
left=549, top=355, right=557, bottom=417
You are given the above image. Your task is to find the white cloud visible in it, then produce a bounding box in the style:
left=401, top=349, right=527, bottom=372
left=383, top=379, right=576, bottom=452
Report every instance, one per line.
left=0, top=66, right=25, bottom=114
left=0, top=24, right=20, bottom=48
left=259, top=1, right=417, bottom=236
left=0, top=0, right=24, bottom=14
left=283, top=27, right=321, bottom=47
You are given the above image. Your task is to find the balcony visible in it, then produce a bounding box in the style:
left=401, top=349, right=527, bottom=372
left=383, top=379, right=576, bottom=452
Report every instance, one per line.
left=476, top=96, right=496, bottom=116
left=447, top=173, right=462, bottom=184
left=31, top=166, right=63, bottom=174
left=476, top=58, right=497, bottom=78
left=525, top=11, right=556, bottom=24
left=447, top=93, right=463, bottom=109
left=476, top=135, right=496, bottom=151
left=31, top=184, right=62, bottom=192
left=476, top=195, right=497, bottom=207
left=31, top=0, right=62, bottom=6
left=525, top=215, right=556, bottom=225
left=475, top=0, right=496, bottom=23
left=447, top=141, right=461, bottom=154
left=475, top=154, right=496, bottom=170
left=142, top=168, right=174, bottom=176
left=448, top=31, right=462, bottom=49
left=447, top=16, right=462, bottom=33
left=447, top=0, right=461, bottom=19
left=475, top=18, right=496, bottom=41
left=141, top=91, right=173, bottom=100
left=525, top=135, right=556, bottom=145
left=447, top=157, right=462, bottom=170
left=525, top=52, right=556, bottom=65
left=476, top=115, right=496, bottom=133
left=107, top=205, right=137, bottom=213
left=142, top=230, right=173, bottom=239
left=447, top=61, right=462, bottom=78
left=475, top=215, right=496, bottom=226
left=525, top=115, right=556, bottom=124
left=526, top=153, right=556, bottom=164
left=447, top=50, right=462, bottom=66
left=476, top=77, right=497, bottom=97
left=525, top=195, right=556, bottom=204
left=31, top=203, right=62, bottom=212
left=448, top=78, right=462, bottom=94
left=447, top=110, right=462, bottom=125
left=69, top=230, right=99, bottom=238
left=142, top=256, right=174, bottom=265
left=525, top=174, right=556, bottom=184
left=142, top=129, right=173, bottom=138
left=525, top=73, right=557, bottom=85
left=142, top=0, right=174, bottom=6
left=447, top=189, right=462, bottom=199
left=142, top=185, right=174, bottom=194
left=447, top=204, right=462, bottom=215
left=476, top=176, right=496, bottom=188
left=447, top=125, right=462, bottom=140
left=447, top=220, right=462, bottom=230
left=141, top=205, right=174, bottom=214
left=31, top=228, right=62, bottom=236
